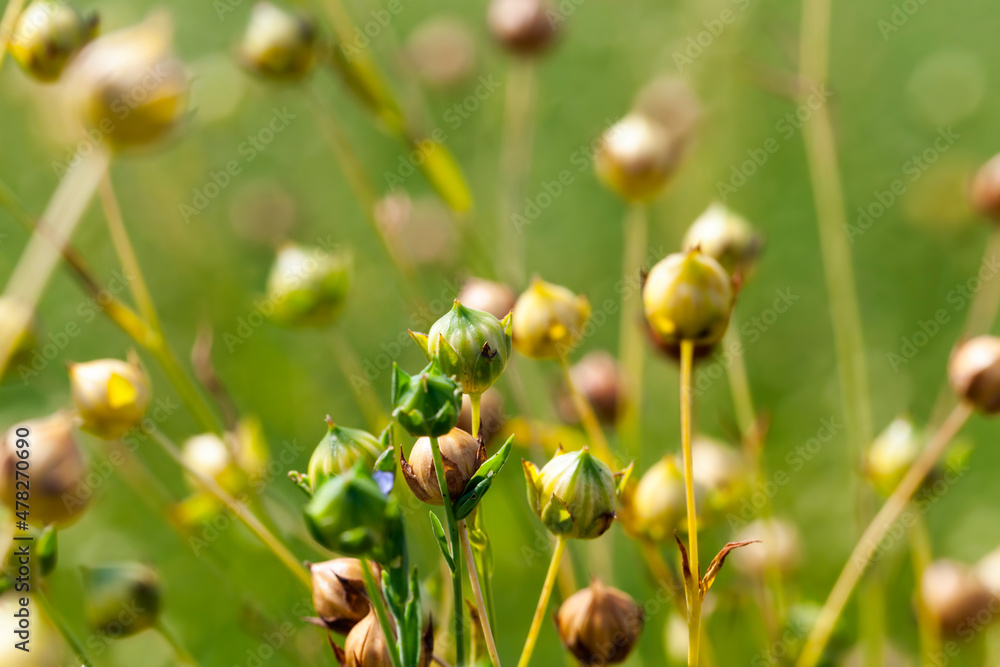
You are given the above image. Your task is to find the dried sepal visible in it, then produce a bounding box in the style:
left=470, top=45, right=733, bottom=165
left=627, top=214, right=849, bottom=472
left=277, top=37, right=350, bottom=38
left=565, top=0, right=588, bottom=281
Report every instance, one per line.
left=700, top=540, right=760, bottom=594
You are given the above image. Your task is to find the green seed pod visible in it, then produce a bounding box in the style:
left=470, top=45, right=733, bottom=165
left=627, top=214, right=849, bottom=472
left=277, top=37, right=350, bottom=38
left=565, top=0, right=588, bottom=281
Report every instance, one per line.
left=410, top=300, right=513, bottom=396
left=310, top=558, right=372, bottom=633
left=949, top=336, right=1000, bottom=414
left=643, top=249, right=733, bottom=347
left=555, top=578, right=644, bottom=665
left=266, top=243, right=352, bottom=328
left=400, top=427, right=484, bottom=505
left=0, top=413, right=90, bottom=527
left=865, top=417, right=921, bottom=497
left=69, top=357, right=151, bottom=439
left=304, top=462, right=405, bottom=566
left=83, top=562, right=161, bottom=636
left=9, top=1, right=98, bottom=82
left=595, top=113, right=679, bottom=202
left=512, top=278, right=591, bottom=360
left=391, top=360, right=462, bottom=438
left=304, top=418, right=383, bottom=495
left=65, top=14, right=189, bottom=148
left=523, top=448, right=625, bottom=540
left=238, top=2, right=319, bottom=80
left=682, top=203, right=764, bottom=276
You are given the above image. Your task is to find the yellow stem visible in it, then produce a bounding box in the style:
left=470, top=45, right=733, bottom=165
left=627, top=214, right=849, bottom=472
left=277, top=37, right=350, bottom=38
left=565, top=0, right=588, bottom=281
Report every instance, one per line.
left=517, top=537, right=567, bottom=667
left=795, top=403, right=973, bottom=667
left=557, top=354, right=613, bottom=464
left=723, top=321, right=755, bottom=437
left=460, top=521, right=501, bottom=667
left=469, top=393, right=482, bottom=440
left=149, top=430, right=311, bottom=589
left=679, top=340, right=701, bottom=667
left=616, top=202, right=648, bottom=459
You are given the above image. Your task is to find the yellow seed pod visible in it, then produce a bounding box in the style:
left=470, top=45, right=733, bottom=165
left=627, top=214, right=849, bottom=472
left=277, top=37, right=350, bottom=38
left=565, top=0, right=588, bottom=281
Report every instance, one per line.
left=64, top=14, right=189, bottom=148
left=181, top=433, right=247, bottom=496
left=9, top=1, right=98, bottom=82
left=69, top=358, right=151, bottom=439
left=238, top=2, right=320, bottom=80
left=512, top=278, right=591, bottom=359
left=643, top=249, right=733, bottom=347
left=682, top=203, right=764, bottom=276
left=595, top=113, right=679, bottom=202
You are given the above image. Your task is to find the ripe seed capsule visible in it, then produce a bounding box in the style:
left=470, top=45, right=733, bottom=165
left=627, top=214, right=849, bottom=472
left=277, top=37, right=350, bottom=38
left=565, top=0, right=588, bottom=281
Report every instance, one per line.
left=555, top=578, right=645, bottom=665
left=595, top=113, right=679, bottom=202
left=401, top=427, right=484, bottom=505
left=949, top=336, right=1000, bottom=414
left=642, top=249, right=733, bottom=347
left=682, top=203, right=764, bottom=276
left=512, top=278, right=591, bottom=360
left=487, top=0, right=557, bottom=57
left=310, top=558, right=372, bottom=633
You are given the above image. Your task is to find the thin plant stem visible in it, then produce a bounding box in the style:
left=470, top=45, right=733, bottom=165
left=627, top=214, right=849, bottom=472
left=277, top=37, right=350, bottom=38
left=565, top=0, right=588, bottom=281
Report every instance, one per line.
left=98, top=176, right=223, bottom=435
left=0, top=148, right=110, bottom=375
left=149, top=430, right=312, bottom=589
left=460, top=521, right=501, bottom=667
left=557, top=354, right=613, bottom=464
left=0, top=0, right=27, bottom=71
left=616, top=202, right=648, bottom=459
left=36, top=583, right=95, bottom=667
left=156, top=619, right=197, bottom=665
left=361, top=560, right=404, bottom=667
left=516, top=536, right=567, bottom=667
left=679, top=340, right=702, bottom=667
left=497, top=59, right=537, bottom=287
left=470, top=393, right=482, bottom=439
left=795, top=402, right=974, bottom=667
left=430, top=435, right=465, bottom=666
left=908, top=513, right=942, bottom=665
left=723, top=320, right=755, bottom=437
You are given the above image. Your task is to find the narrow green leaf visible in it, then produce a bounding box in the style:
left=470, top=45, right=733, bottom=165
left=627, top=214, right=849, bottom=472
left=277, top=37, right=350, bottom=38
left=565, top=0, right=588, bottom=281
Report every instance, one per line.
left=453, top=436, right=514, bottom=520
left=428, top=511, right=454, bottom=572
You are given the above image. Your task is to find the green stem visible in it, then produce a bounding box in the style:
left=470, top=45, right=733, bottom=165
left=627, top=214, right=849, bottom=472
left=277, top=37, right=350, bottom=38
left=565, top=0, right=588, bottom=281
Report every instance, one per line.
left=557, top=354, right=613, bottom=464
left=156, top=619, right=197, bottom=665
left=516, top=536, right=567, bottom=667
left=497, top=60, right=537, bottom=287
left=361, top=560, right=404, bottom=667
left=616, top=203, right=648, bottom=460
left=795, top=403, right=973, bottom=667
left=430, top=435, right=465, bottom=666
left=469, top=393, right=482, bottom=440
left=723, top=321, right=755, bottom=438
left=460, top=521, right=501, bottom=667
left=679, top=340, right=702, bottom=667
left=149, top=430, right=311, bottom=589
left=36, top=584, right=95, bottom=667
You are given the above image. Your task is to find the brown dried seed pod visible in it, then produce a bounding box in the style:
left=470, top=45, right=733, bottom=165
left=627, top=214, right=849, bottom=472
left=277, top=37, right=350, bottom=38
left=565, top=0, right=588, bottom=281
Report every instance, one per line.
left=400, top=428, right=485, bottom=504
left=339, top=610, right=394, bottom=667
left=310, top=558, right=372, bottom=633
left=920, top=559, right=997, bottom=636
left=487, top=0, right=556, bottom=56
left=948, top=336, right=1000, bottom=414
left=556, top=351, right=626, bottom=425
left=555, top=578, right=644, bottom=665
left=970, top=153, right=1000, bottom=222
left=458, top=278, right=517, bottom=321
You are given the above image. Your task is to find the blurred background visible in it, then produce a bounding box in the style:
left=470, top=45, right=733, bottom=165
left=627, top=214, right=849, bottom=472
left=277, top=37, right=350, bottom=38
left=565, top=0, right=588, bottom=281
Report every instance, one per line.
left=1, top=0, right=999, bottom=664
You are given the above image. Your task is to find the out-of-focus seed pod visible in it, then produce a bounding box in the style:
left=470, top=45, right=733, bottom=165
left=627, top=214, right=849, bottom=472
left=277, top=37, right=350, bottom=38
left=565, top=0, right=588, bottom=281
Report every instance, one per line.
left=556, top=351, right=626, bottom=425
left=512, top=278, right=591, bottom=360
left=182, top=432, right=257, bottom=498
left=0, top=298, right=38, bottom=381
left=391, top=361, right=463, bottom=438
left=310, top=558, right=372, bottom=633
left=405, top=17, right=475, bottom=88
left=9, top=1, right=98, bottom=82
left=865, top=417, right=921, bottom=496
left=458, top=388, right=506, bottom=442
left=374, top=194, right=457, bottom=267
left=0, top=593, right=65, bottom=666
left=624, top=456, right=692, bottom=541
left=238, top=1, right=319, bottom=80
left=731, top=518, right=801, bottom=577
left=595, top=114, right=679, bottom=202
left=458, top=278, right=516, bottom=321
left=401, top=428, right=484, bottom=505
left=949, top=336, right=1000, bottom=414
left=410, top=300, right=513, bottom=396
left=0, top=413, right=89, bottom=526
left=69, top=358, right=151, bottom=439
left=682, top=203, right=764, bottom=276
left=691, top=437, right=749, bottom=521
left=633, top=75, right=701, bottom=147
left=920, top=559, right=997, bottom=636
left=340, top=610, right=394, bottom=667
left=83, top=562, right=161, bottom=636
left=487, top=0, right=557, bottom=57
left=266, top=243, right=352, bottom=328
left=976, top=547, right=1000, bottom=596
left=523, top=448, right=623, bottom=540
left=305, top=419, right=383, bottom=495
left=643, top=249, right=733, bottom=347
left=64, top=15, right=189, bottom=148
left=970, top=153, right=1000, bottom=222
left=555, top=578, right=644, bottom=665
